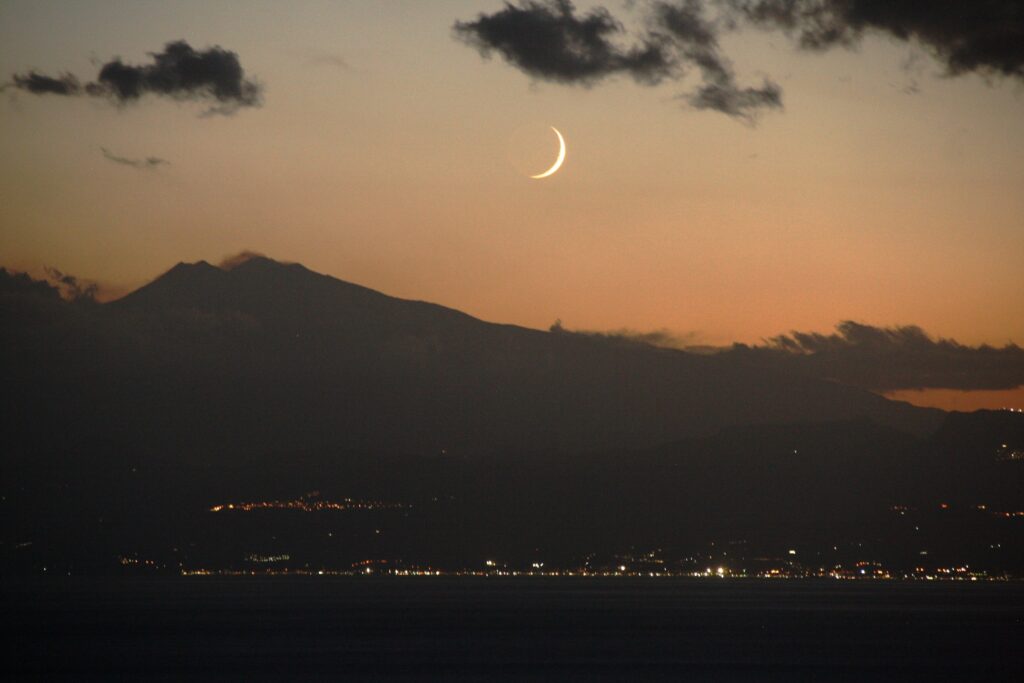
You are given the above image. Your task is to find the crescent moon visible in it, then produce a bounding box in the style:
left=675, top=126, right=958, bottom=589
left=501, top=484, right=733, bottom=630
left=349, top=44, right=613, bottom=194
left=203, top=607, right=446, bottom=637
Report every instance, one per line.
left=530, top=127, right=566, bottom=179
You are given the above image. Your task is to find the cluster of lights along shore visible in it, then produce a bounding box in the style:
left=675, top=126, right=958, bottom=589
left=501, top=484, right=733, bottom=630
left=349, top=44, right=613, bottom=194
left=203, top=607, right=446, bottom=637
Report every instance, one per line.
left=128, top=541, right=1023, bottom=582
left=97, top=498, right=1024, bottom=580
left=178, top=565, right=1007, bottom=581
left=107, top=550, right=1024, bottom=581
left=208, top=493, right=407, bottom=513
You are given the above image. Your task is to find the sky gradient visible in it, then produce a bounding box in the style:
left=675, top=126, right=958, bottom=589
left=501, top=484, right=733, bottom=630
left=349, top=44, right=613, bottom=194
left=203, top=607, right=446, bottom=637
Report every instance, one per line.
left=2, top=1, right=1022, bottom=408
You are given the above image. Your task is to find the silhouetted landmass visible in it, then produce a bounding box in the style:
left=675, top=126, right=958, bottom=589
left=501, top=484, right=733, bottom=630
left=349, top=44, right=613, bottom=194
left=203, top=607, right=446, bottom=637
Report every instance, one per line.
left=4, top=256, right=941, bottom=455
left=2, top=259, right=1021, bottom=574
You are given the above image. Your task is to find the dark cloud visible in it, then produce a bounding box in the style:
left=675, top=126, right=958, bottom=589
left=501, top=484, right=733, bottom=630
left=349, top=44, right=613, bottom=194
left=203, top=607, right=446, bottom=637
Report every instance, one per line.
left=44, top=267, right=98, bottom=303
left=652, top=0, right=783, bottom=121
left=454, top=1, right=1021, bottom=122
left=686, top=78, right=782, bottom=120
left=88, top=41, right=262, bottom=113
left=727, top=321, right=1024, bottom=392
left=453, top=0, right=676, bottom=85
left=101, top=147, right=170, bottom=170
left=453, top=0, right=781, bottom=122
left=654, top=0, right=720, bottom=49
left=8, top=40, right=261, bottom=115
left=723, top=0, right=1024, bottom=81
left=7, top=71, right=81, bottom=95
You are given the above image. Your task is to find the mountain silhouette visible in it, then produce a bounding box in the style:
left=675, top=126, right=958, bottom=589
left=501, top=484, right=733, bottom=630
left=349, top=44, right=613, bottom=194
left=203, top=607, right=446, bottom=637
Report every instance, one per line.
left=4, top=255, right=942, bottom=464
left=6, top=259, right=1024, bottom=575
left=5, top=255, right=943, bottom=460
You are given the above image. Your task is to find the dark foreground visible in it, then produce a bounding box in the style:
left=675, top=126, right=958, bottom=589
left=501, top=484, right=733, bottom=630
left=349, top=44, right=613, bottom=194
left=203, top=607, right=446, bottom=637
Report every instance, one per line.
left=6, top=578, right=1024, bottom=681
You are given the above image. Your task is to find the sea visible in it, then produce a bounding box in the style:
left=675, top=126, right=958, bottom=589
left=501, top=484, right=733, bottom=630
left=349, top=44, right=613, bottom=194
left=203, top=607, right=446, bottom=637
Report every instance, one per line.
left=7, top=577, right=1024, bottom=681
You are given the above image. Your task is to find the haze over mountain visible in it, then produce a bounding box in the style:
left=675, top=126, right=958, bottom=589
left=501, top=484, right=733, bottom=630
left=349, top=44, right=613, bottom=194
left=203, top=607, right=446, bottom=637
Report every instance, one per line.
left=4, top=255, right=941, bottom=462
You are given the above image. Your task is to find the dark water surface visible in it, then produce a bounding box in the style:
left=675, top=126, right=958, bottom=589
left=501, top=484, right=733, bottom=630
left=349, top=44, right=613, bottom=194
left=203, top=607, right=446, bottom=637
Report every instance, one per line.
left=6, top=577, right=1024, bottom=681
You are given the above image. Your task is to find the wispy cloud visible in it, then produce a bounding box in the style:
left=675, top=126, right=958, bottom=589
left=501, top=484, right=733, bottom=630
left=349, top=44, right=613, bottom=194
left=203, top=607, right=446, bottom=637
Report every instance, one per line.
left=5, top=71, right=81, bottom=95
left=43, top=266, right=98, bottom=302
left=100, top=147, right=170, bottom=170
left=307, top=52, right=350, bottom=70
left=453, top=0, right=675, bottom=86
left=550, top=320, right=702, bottom=350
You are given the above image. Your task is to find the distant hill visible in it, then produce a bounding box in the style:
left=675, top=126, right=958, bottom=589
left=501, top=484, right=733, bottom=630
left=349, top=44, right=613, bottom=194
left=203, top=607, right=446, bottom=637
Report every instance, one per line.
left=3, top=256, right=942, bottom=460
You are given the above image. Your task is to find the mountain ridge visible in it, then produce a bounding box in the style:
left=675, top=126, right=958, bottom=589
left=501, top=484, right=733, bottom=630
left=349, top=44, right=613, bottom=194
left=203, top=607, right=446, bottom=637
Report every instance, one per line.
left=4, top=256, right=943, bottom=459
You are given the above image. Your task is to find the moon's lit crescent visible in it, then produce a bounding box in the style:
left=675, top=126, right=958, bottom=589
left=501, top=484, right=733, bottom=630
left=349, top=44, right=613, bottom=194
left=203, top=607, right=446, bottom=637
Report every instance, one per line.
left=530, top=127, right=566, bottom=179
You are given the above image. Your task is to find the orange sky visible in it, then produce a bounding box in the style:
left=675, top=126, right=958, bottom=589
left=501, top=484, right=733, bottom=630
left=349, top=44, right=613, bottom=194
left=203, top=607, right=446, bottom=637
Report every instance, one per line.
left=1, top=1, right=1022, bottom=410
left=886, top=389, right=1024, bottom=413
